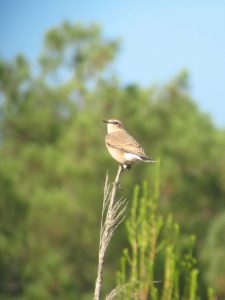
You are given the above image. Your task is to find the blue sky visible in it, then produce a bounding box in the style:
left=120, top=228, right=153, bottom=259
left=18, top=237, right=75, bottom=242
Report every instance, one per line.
left=1, top=0, right=225, bottom=127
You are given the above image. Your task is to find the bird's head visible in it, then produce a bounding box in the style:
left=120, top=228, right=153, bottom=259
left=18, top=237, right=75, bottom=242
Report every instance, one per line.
left=103, top=119, right=124, bottom=133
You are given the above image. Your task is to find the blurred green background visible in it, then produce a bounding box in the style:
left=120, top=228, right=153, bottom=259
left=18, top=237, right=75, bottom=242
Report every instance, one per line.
left=1, top=2, right=225, bottom=299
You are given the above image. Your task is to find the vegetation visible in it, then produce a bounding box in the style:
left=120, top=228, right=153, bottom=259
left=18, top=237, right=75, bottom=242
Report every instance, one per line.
left=115, top=165, right=214, bottom=300
left=0, top=22, right=225, bottom=299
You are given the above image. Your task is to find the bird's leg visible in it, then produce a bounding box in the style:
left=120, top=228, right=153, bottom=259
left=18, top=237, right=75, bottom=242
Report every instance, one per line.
left=120, top=164, right=132, bottom=173
left=120, top=164, right=132, bottom=171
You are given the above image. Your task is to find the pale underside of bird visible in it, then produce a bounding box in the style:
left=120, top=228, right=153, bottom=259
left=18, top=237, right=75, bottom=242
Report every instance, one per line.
left=103, top=119, right=155, bottom=170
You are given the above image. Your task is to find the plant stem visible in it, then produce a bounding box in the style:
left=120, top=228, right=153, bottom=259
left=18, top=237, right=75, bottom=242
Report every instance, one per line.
left=94, top=165, right=124, bottom=300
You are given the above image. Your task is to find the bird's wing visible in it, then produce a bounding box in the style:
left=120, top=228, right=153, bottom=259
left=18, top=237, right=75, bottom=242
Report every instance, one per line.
left=105, top=130, right=147, bottom=157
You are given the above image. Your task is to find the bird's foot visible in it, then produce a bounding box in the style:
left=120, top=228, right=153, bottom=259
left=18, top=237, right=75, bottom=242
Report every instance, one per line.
left=120, top=164, right=132, bottom=172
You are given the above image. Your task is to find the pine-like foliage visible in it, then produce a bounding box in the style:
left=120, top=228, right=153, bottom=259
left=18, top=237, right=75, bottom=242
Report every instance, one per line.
left=113, top=163, right=215, bottom=300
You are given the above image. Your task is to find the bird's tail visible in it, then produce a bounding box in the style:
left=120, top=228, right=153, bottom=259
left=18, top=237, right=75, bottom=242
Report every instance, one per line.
left=140, top=155, right=157, bottom=163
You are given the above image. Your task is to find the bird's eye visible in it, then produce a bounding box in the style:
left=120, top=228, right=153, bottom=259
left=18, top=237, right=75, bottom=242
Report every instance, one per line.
left=114, top=121, right=119, bottom=125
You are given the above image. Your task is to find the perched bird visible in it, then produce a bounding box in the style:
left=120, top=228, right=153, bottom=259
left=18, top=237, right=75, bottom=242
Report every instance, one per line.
left=103, top=119, right=155, bottom=170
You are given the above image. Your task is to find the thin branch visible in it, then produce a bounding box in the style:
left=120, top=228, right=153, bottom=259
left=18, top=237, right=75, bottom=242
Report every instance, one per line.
left=94, top=165, right=126, bottom=300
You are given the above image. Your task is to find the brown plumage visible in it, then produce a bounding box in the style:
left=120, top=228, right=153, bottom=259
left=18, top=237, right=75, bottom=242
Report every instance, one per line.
left=103, top=119, right=154, bottom=170
left=105, top=130, right=149, bottom=158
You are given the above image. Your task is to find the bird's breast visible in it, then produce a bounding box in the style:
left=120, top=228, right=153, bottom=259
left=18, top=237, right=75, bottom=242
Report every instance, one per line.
left=105, top=144, right=125, bottom=163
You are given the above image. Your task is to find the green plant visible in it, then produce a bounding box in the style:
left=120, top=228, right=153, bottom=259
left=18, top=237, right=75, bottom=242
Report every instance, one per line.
left=114, top=163, right=214, bottom=300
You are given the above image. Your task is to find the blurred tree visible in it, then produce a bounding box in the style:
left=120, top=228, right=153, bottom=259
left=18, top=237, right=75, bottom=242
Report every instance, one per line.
left=202, top=212, right=225, bottom=297
left=0, top=21, right=225, bottom=299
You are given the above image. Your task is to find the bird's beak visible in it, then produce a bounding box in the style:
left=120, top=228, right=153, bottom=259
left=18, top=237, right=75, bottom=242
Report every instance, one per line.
left=102, top=120, right=108, bottom=124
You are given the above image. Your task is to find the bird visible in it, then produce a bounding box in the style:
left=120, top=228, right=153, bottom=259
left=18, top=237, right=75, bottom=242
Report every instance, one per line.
left=103, top=119, right=155, bottom=170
